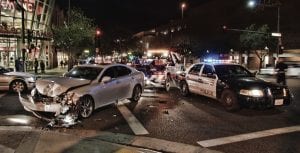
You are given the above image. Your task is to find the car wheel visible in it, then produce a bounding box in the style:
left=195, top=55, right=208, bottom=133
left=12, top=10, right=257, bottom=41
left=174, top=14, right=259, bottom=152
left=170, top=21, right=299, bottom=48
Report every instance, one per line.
left=10, top=80, right=27, bottom=93
left=78, top=96, right=94, bottom=118
left=221, top=90, right=240, bottom=111
left=130, top=85, right=142, bottom=102
left=165, top=75, right=171, bottom=92
left=180, top=81, right=189, bottom=97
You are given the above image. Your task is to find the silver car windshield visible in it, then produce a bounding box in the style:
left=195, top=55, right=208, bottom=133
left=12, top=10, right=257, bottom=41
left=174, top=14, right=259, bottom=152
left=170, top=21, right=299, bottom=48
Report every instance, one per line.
left=65, top=67, right=103, bottom=80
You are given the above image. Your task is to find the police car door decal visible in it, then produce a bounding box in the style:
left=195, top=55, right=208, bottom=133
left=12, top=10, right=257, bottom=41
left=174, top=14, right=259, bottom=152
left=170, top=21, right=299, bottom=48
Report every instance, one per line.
left=200, top=65, right=217, bottom=99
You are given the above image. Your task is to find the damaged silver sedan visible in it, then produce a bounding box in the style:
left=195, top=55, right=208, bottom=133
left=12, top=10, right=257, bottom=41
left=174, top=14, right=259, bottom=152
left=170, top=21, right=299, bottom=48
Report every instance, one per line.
left=19, top=64, right=144, bottom=126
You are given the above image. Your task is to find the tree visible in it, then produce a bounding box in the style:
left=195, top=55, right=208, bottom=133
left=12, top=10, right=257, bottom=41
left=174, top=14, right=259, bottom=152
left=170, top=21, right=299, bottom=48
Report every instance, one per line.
left=240, top=24, right=275, bottom=70
left=52, top=8, right=96, bottom=70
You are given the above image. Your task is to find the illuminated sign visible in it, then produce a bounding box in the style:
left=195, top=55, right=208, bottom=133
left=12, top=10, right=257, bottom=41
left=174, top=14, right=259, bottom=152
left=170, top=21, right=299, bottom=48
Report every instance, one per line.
left=1, top=0, right=35, bottom=12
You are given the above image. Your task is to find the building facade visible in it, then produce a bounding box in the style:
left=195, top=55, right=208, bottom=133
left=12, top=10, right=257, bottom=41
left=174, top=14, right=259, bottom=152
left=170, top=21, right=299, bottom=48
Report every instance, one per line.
left=0, top=0, right=55, bottom=70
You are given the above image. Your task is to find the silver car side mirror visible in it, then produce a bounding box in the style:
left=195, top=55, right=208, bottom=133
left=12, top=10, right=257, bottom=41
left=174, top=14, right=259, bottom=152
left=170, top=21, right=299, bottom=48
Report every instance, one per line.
left=101, top=76, right=112, bottom=83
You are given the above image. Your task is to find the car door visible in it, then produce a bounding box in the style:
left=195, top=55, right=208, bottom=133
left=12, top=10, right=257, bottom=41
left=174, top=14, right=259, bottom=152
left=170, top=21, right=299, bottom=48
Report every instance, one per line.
left=94, top=67, right=119, bottom=107
left=115, top=66, right=132, bottom=99
left=198, top=64, right=217, bottom=99
left=186, top=64, right=203, bottom=94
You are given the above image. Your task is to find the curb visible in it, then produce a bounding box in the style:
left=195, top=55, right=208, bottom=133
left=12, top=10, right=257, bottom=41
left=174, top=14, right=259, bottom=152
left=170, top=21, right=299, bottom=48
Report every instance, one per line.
left=0, top=126, right=221, bottom=153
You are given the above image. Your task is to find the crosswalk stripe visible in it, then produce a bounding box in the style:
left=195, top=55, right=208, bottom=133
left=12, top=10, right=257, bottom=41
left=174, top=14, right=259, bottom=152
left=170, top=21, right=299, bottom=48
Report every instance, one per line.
left=117, top=104, right=149, bottom=135
left=197, top=125, right=300, bottom=147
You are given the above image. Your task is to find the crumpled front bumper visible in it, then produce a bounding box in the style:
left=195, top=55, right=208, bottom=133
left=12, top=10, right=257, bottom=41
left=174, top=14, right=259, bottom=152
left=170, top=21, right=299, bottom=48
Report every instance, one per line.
left=18, top=93, right=62, bottom=115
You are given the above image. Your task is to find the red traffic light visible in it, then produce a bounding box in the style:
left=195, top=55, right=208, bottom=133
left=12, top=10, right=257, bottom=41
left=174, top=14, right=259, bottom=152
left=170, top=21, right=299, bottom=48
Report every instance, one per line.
left=96, top=29, right=101, bottom=36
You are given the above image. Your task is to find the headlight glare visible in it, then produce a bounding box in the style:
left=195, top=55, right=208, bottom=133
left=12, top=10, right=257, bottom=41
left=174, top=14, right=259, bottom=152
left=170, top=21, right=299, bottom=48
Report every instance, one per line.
left=240, top=89, right=264, bottom=97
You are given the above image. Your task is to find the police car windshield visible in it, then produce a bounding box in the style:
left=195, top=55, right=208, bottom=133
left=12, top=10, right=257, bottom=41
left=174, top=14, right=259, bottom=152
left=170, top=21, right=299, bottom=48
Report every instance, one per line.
left=214, top=65, right=252, bottom=78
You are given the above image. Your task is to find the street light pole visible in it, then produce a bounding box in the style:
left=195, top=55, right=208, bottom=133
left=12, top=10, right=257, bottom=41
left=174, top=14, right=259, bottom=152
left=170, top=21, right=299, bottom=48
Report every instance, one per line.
left=181, top=3, right=186, bottom=20
left=247, top=0, right=282, bottom=65
left=276, top=5, right=281, bottom=59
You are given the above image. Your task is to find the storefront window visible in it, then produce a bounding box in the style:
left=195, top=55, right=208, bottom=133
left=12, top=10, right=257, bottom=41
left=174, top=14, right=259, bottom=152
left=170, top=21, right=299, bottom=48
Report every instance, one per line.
left=0, top=0, right=55, bottom=68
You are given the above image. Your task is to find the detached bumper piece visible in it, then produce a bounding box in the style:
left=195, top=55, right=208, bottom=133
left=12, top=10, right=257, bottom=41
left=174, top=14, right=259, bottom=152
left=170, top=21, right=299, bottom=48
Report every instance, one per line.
left=18, top=93, right=79, bottom=128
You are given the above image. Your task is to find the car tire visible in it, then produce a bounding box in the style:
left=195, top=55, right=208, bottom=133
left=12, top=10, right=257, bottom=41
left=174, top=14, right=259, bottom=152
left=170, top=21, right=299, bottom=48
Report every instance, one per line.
left=221, top=90, right=240, bottom=111
left=180, top=81, right=189, bottom=97
left=165, top=75, right=171, bottom=92
left=9, top=80, right=27, bottom=93
left=78, top=96, right=94, bottom=118
left=130, top=85, right=142, bottom=102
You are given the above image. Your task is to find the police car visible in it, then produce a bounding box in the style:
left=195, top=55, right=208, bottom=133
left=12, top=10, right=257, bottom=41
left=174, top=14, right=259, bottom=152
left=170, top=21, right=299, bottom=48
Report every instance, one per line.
left=179, top=63, right=292, bottom=111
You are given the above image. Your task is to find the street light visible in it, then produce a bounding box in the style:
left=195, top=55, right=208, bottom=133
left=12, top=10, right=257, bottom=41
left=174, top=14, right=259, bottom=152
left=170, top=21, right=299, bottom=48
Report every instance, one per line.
left=247, top=0, right=257, bottom=8
left=181, top=2, right=186, bottom=19
left=247, top=0, right=281, bottom=64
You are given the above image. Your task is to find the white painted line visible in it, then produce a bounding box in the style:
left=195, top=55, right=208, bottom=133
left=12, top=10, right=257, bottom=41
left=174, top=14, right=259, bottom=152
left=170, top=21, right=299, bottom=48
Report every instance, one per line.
left=0, top=126, right=33, bottom=131
left=117, top=104, right=149, bottom=135
left=0, top=93, right=6, bottom=99
left=197, top=125, right=300, bottom=147
left=0, top=144, right=15, bottom=153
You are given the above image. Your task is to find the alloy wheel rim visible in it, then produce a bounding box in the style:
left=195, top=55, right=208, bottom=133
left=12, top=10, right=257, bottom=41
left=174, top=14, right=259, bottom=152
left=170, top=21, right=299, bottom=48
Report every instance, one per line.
left=182, top=83, right=187, bottom=94
left=134, top=87, right=141, bottom=101
left=12, top=81, right=25, bottom=92
left=80, top=97, right=93, bottom=118
left=225, top=95, right=233, bottom=106
left=166, top=79, right=171, bottom=91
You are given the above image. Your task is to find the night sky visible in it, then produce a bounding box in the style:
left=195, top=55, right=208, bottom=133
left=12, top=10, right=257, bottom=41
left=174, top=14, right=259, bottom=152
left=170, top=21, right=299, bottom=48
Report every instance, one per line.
left=57, top=0, right=208, bottom=32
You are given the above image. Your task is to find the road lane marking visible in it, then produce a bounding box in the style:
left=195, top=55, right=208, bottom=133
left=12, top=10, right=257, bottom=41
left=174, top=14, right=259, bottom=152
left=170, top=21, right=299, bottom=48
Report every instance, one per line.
left=117, top=103, right=149, bottom=135
left=197, top=125, right=300, bottom=147
left=0, top=93, right=6, bottom=99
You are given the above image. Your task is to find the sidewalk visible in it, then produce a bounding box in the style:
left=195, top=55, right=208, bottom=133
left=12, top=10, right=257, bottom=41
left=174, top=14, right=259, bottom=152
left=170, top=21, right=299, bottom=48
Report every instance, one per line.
left=0, top=126, right=221, bottom=153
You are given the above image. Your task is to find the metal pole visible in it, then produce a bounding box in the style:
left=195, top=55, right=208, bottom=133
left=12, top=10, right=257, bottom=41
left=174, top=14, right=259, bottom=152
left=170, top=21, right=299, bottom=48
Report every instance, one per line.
left=181, top=7, right=184, bottom=20
left=276, top=6, right=281, bottom=59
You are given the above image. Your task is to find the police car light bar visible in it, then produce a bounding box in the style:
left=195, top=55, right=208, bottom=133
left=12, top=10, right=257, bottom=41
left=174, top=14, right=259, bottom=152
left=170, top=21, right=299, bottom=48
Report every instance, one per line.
left=204, top=59, right=234, bottom=63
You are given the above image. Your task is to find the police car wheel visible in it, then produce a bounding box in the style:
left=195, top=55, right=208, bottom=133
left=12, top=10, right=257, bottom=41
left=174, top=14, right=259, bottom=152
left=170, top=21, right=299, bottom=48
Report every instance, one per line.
left=221, top=90, right=240, bottom=111
left=180, top=81, right=189, bottom=97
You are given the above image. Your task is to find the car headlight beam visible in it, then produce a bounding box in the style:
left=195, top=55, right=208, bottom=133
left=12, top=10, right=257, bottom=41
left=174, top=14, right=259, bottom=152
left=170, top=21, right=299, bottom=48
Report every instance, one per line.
left=240, top=89, right=264, bottom=97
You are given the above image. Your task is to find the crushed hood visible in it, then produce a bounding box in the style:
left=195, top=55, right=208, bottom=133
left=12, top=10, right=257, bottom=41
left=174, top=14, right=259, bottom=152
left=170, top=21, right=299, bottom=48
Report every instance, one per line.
left=36, top=77, right=90, bottom=97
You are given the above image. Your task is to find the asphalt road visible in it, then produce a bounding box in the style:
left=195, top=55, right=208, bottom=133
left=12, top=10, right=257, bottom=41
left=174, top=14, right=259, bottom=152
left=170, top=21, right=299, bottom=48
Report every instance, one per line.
left=0, top=76, right=299, bottom=153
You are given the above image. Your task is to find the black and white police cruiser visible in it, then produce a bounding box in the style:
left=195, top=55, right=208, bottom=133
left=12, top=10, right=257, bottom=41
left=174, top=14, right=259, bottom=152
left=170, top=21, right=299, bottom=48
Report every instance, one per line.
left=179, top=63, right=293, bottom=111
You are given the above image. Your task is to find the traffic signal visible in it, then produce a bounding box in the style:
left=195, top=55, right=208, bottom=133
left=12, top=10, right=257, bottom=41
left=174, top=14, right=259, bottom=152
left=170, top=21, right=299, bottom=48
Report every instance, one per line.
left=95, top=28, right=101, bottom=48
left=96, top=29, right=101, bottom=36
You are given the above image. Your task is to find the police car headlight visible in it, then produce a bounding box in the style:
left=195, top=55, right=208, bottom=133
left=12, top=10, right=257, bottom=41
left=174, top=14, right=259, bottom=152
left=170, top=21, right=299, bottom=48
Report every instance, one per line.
left=240, top=89, right=264, bottom=97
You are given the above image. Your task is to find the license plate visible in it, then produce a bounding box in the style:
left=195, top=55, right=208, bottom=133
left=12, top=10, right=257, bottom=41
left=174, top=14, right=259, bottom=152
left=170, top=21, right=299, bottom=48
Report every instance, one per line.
left=275, top=99, right=284, bottom=106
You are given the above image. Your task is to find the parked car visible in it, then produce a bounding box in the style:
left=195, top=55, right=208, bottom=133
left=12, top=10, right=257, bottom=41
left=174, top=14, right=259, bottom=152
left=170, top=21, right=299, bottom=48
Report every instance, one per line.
left=19, top=64, right=144, bottom=121
left=260, top=63, right=300, bottom=77
left=0, top=66, right=36, bottom=92
left=178, top=63, right=292, bottom=111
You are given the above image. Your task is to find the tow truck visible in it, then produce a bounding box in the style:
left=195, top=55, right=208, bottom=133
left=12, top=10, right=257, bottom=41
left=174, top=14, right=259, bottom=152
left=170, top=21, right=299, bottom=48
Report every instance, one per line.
left=138, top=49, right=184, bottom=90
